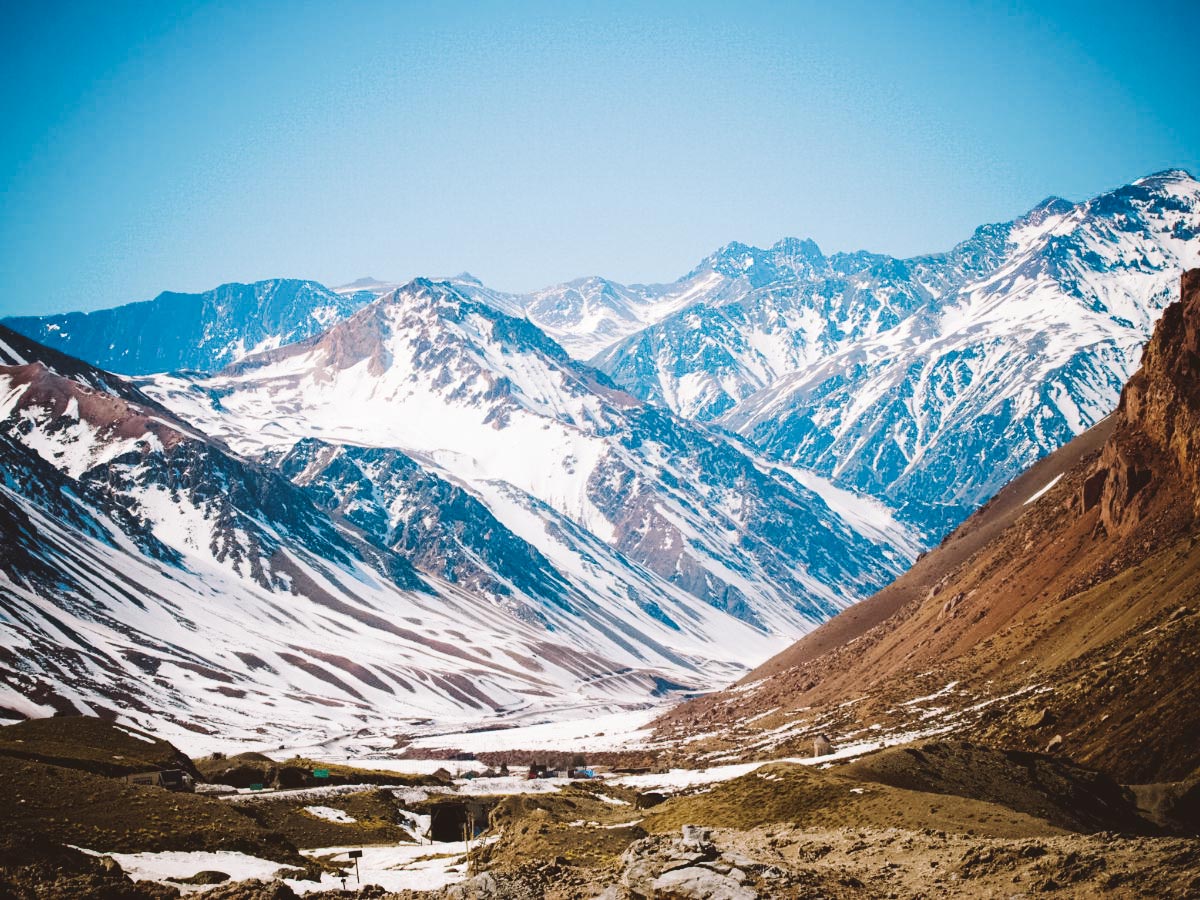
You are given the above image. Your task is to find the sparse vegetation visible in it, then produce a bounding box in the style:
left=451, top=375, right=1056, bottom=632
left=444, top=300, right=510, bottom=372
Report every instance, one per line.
left=195, top=752, right=445, bottom=790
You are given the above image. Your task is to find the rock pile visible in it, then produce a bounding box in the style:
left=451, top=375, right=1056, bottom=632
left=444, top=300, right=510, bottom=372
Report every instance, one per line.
left=607, top=826, right=759, bottom=900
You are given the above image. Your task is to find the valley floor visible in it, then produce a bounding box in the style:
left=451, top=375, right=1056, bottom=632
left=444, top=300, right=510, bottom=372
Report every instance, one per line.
left=5, top=715, right=1200, bottom=900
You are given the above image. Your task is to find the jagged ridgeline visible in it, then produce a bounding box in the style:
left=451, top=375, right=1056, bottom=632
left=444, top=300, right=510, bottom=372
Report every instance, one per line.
left=9, top=171, right=1199, bottom=546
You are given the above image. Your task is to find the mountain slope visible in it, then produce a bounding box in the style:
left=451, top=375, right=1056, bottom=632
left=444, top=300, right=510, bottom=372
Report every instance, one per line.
left=140, top=279, right=915, bottom=639
left=652, top=268, right=1200, bottom=785
left=0, top=326, right=763, bottom=746
left=2, top=279, right=373, bottom=375
left=721, top=171, right=1200, bottom=538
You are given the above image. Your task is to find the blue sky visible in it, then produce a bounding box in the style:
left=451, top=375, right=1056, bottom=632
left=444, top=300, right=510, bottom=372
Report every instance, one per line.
left=1, top=0, right=1196, bottom=316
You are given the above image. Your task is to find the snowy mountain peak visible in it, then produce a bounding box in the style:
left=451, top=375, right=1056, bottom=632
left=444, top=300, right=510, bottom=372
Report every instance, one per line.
left=694, top=238, right=826, bottom=285
left=1134, top=167, right=1195, bottom=185
left=770, top=236, right=825, bottom=259
left=1019, top=195, right=1075, bottom=227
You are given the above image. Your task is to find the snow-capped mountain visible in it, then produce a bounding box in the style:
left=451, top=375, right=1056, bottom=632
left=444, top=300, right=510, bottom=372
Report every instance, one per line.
left=10, top=174, right=1190, bottom=538
left=0, top=334, right=714, bottom=744
left=141, top=279, right=913, bottom=634
left=4, top=168, right=1195, bottom=742
left=2, top=279, right=374, bottom=376
left=718, top=171, right=1200, bottom=536
left=0, top=304, right=912, bottom=741
left=587, top=170, right=1200, bottom=537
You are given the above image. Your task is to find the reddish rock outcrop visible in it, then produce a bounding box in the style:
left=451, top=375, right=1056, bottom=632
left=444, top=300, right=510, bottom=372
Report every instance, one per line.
left=1096, top=268, right=1200, bottom=529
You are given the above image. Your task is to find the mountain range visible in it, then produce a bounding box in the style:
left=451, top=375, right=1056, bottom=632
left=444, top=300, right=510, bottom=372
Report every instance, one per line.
left=1, top=169, right=1198, bottom=741
left=0, top=293, right=907, bottom=745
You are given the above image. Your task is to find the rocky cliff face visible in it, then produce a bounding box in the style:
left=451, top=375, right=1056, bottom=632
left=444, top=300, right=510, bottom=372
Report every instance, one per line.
left=274, top=437, right=575, bottom=619
left=1087, top=268, right=1200, bottom=534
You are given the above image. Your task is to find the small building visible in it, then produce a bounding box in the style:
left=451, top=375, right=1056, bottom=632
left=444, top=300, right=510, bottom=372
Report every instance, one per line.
left=635, top=791, right=666, bottom=810
left=813, top=734, right=834, bottom=758
left=427, top=799, right=494, bottom=842
left=123, top=769, right=195, bottom=792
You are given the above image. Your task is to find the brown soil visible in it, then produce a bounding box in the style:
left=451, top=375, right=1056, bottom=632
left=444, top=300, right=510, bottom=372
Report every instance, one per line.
left=639, top=761, right=1093, bottom=839
left=0, top=715, right=200, bottom=779
left=0, top=758, right=304, bottom=864
left=240, top=790, right=415, bottom=849
left=688, top=825, right=1200, bottom=900
left=479, top=785, right=650, bottom=872
left=0, top=831, right=181, bottom=899
left=840, top=741, right=1152, bottom=834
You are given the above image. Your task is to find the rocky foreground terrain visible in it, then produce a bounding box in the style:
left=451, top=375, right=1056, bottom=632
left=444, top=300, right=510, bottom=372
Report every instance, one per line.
left=3, top=721, right=1200, bottom=898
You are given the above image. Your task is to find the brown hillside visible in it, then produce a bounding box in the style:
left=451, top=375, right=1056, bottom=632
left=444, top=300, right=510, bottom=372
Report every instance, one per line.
left=655, top=269, right=1200, bottom=785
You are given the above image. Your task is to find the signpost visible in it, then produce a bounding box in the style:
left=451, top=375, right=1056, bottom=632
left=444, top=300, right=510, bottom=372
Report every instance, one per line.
left=313, top=768, right=330, bottom=779
left=347, top=849, right=362, bottom=883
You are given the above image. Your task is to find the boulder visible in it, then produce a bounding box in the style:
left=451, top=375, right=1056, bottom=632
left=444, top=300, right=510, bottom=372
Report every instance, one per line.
left=651, top=866, right=757, bottom=899
left=1021, top=708, right=1055, bottom=729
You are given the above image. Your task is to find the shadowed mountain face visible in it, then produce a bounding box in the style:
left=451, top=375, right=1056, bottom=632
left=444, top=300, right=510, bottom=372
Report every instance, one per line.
left=654, top=269, right=1200, bottom=786
left=2, top=279, right=375, bottom=375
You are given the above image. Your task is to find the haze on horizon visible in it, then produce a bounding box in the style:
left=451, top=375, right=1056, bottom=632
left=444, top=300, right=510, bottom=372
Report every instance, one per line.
left=1, top=0, right=1197, bottom=317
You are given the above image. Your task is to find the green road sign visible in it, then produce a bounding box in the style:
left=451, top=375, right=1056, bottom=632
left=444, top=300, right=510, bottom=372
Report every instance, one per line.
left=313, top=768, right=330, bottom=778
left=249, top=783, right=263, bottom=791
